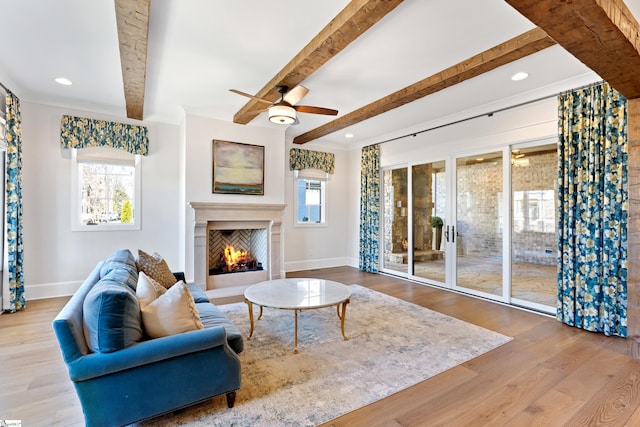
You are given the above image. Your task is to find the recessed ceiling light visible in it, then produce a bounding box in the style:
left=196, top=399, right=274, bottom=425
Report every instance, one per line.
left=511, top=72, right=529, bottom=81
left=55, top=77, right=73, bottom=86
left=345, top=133, right=354, bottom=138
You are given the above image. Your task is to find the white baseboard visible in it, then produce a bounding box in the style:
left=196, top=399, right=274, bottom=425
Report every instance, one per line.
left=26, top=280, right=83, bottom=300
left=285, top=257, right=353, bottom=272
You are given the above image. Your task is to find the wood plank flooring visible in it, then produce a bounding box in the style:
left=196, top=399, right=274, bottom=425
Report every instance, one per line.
left=1, top=266, right=638, bottom=426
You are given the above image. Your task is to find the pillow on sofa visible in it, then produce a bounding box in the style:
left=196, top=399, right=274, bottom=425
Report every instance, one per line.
left=100, top=249, right=139, bottom=291
left=83, top=278, right=143, bottom=353
left=137, top=250, right=177, bottom=289
left=136, top=272, right=166, bottom=308
left=141, top=281, right=204, bottom=338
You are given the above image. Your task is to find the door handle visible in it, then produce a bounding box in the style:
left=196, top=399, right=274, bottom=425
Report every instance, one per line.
left=445, top=226, right=449, bottom=242
left=452, top=225, right=455, bottom=243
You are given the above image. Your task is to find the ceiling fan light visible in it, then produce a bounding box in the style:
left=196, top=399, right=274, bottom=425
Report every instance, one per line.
left=269, top=104, right=296, bottom=124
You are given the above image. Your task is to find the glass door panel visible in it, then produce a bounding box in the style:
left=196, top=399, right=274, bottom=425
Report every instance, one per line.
left=412, top=161, right=446, bottom=283
left=381, top=167, right=409, bottom=274
left=511, top=144, right=557, bottom=310
left=455, top=152, right=503, bottom=296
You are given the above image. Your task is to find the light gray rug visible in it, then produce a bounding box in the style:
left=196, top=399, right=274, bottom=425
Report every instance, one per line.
left=142, top=285, right=511, bottom=426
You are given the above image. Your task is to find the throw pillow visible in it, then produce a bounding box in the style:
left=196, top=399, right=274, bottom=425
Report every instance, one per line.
left=83, top=278, right=143, bottom=353
left=137, top=249, right=177, bottom=288
left=136, top=271, right=166, bottom=308
left=141, top=281, right=204, bottom=338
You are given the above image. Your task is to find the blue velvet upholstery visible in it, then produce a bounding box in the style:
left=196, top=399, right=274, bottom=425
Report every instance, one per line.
left=52, top=250, right=242, bottom=426
left=82, top=278, right=143, bottom=353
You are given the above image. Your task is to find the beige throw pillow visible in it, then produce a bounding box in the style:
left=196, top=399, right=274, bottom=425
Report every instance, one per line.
left=140, top=280, right=204, bottom=338
left=137, top=249, right=177, bottom=288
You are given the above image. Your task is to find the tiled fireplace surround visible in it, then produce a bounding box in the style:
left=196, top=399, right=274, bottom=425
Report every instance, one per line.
left=190, top=202, right=286, bottom=295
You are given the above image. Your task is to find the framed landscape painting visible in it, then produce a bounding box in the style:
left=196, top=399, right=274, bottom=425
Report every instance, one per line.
left=212, top=139, right=265, bottom=195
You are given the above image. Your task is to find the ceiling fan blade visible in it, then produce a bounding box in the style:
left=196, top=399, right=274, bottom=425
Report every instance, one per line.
left=294, top=105, right=338, bottom=116
left=229, top=89, right=272, bottom=104
left=235, top=108, right=269, bottom=121
left=283, top=85, right=309, bottom=105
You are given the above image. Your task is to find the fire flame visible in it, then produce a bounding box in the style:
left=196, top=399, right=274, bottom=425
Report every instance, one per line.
left=224, top=244, right=250, bottom=269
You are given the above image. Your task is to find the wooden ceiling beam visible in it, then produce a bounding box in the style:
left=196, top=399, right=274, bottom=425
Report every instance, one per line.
left=504, top=0, right=640, bottom=99
left=233, top=0, right=404, bottom=124
left=293, top=27, right=556, bottom=145
left=115, top=0, right=150, bottom=120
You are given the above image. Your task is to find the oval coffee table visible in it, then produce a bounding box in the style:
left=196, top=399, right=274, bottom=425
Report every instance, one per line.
left=244, top=278, right=351, bottom=354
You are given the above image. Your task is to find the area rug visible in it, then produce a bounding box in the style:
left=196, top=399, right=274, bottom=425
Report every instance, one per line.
left=140, top=285, right=511, bottom=426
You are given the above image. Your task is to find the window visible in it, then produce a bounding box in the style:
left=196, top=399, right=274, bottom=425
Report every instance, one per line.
left=295, top=169, right=327, bottom=226
left=71, top=147, right=141, bottom=231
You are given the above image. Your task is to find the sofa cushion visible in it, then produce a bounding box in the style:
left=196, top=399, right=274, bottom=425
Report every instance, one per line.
left=197, top=303, right=244, bottom=353
left=141, top=281, right=204, bottom=338
left=100, top=249, right=138, bottom=291
left=137, top=250, right=177, bottom=289
left=186, top=282, right=209, bottom=304
left=83, top=278, right=143, bottom=353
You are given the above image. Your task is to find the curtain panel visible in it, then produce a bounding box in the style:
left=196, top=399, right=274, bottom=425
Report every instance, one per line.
left=4, top=90, right=25, bottom=312
left=60, top=115, right=149, bottom=156
left=359, top=145, right=380, bottom=273
left=289, top=148, right=335, bottom=174
left=557, top=81, right=628, bottom=337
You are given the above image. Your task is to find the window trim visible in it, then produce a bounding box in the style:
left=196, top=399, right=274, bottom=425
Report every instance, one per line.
left=71, top=148, right=141, bottom=231
left=294, top=170, right=328, bottom=228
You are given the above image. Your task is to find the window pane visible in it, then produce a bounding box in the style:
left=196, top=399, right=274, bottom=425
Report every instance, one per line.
left=296, top=178, right=324, bottom=223
left=80, top=163, right=135, bottom=225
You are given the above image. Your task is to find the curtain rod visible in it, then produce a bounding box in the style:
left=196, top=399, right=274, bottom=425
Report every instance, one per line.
left=366, top=80, right=604, bottom=148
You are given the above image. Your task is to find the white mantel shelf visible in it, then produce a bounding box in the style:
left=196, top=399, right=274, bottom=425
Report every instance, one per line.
left=190, top=202, right=287, bottom=222
left=189, top=202, right=286, bottom=290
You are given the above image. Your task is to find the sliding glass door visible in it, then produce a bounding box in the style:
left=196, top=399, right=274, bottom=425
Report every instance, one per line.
left=379, top=141, right=557, bottom=314
left=453, top=151, right=504, bottom=297
left=381, top=167, right=409, bottom=275
left=510, top=143, right=557, bottom=311
left=412, top=161, right=447, bottom=284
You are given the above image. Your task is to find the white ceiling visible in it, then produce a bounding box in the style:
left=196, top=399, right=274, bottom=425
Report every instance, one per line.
left=1, top=0, right=638, bottom=148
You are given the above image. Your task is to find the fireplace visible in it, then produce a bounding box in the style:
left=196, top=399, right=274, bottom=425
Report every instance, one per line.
left=190, top=202, right=285, bottom=292
left=208, top=228, right=265, bottom=275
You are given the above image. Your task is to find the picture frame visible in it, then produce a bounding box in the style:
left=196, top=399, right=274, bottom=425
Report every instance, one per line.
left=212, top=139, right=265, bottom=195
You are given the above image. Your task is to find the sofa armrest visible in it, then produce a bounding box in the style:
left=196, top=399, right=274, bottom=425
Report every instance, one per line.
left=173, top=271, right=186, bottom=282
left=67, top=326, right=232, bottom=382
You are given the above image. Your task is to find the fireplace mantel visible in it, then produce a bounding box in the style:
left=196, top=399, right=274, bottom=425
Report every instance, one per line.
left=189, top=202, right=286, bottom=289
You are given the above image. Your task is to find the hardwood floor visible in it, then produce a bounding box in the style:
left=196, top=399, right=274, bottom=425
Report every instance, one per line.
left=1, top=266, right=639, bottom=426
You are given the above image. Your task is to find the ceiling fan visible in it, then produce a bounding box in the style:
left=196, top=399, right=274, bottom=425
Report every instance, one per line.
left=229, top=85, right=338, bottom=125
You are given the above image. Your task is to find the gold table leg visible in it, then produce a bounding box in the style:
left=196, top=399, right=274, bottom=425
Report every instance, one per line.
left=245, top=299, right=254, bottom=340
left=294, top=309, right=299, bottom=354
left=338, top=299, right=350, bottom=341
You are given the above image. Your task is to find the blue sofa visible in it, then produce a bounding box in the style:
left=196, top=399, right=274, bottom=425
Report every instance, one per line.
left=52, top=249, right=243, bottom=427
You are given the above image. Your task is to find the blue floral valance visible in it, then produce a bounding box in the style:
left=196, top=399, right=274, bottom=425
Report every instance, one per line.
left=289, top=148, right=335, bottom=174
left=60, top=115, right=149, bottom=156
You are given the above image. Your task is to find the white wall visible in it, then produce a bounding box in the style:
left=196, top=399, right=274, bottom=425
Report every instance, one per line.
left=181, top=114, right=287, bottom=281
left=18, top=88, right=579, bottom=299
left=21, top=102, right=181, bottom=299
left=283, top=141, right=351, bottom=271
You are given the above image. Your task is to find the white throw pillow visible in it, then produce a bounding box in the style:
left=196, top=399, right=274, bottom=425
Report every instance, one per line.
left=136, top=271, right=164, bottom=308
left=140, top=280, right=204, bottom=338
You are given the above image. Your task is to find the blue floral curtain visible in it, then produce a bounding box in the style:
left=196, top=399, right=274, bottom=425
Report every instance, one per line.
left=289, top=148, right=335, bottom=173
left=359, top=144, right=380, bottom=273
left=60, top=115, right=149, bottom=156
left=4, top=90, right=25, bottom=312
left=557, top=81, right=628, bottom=337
